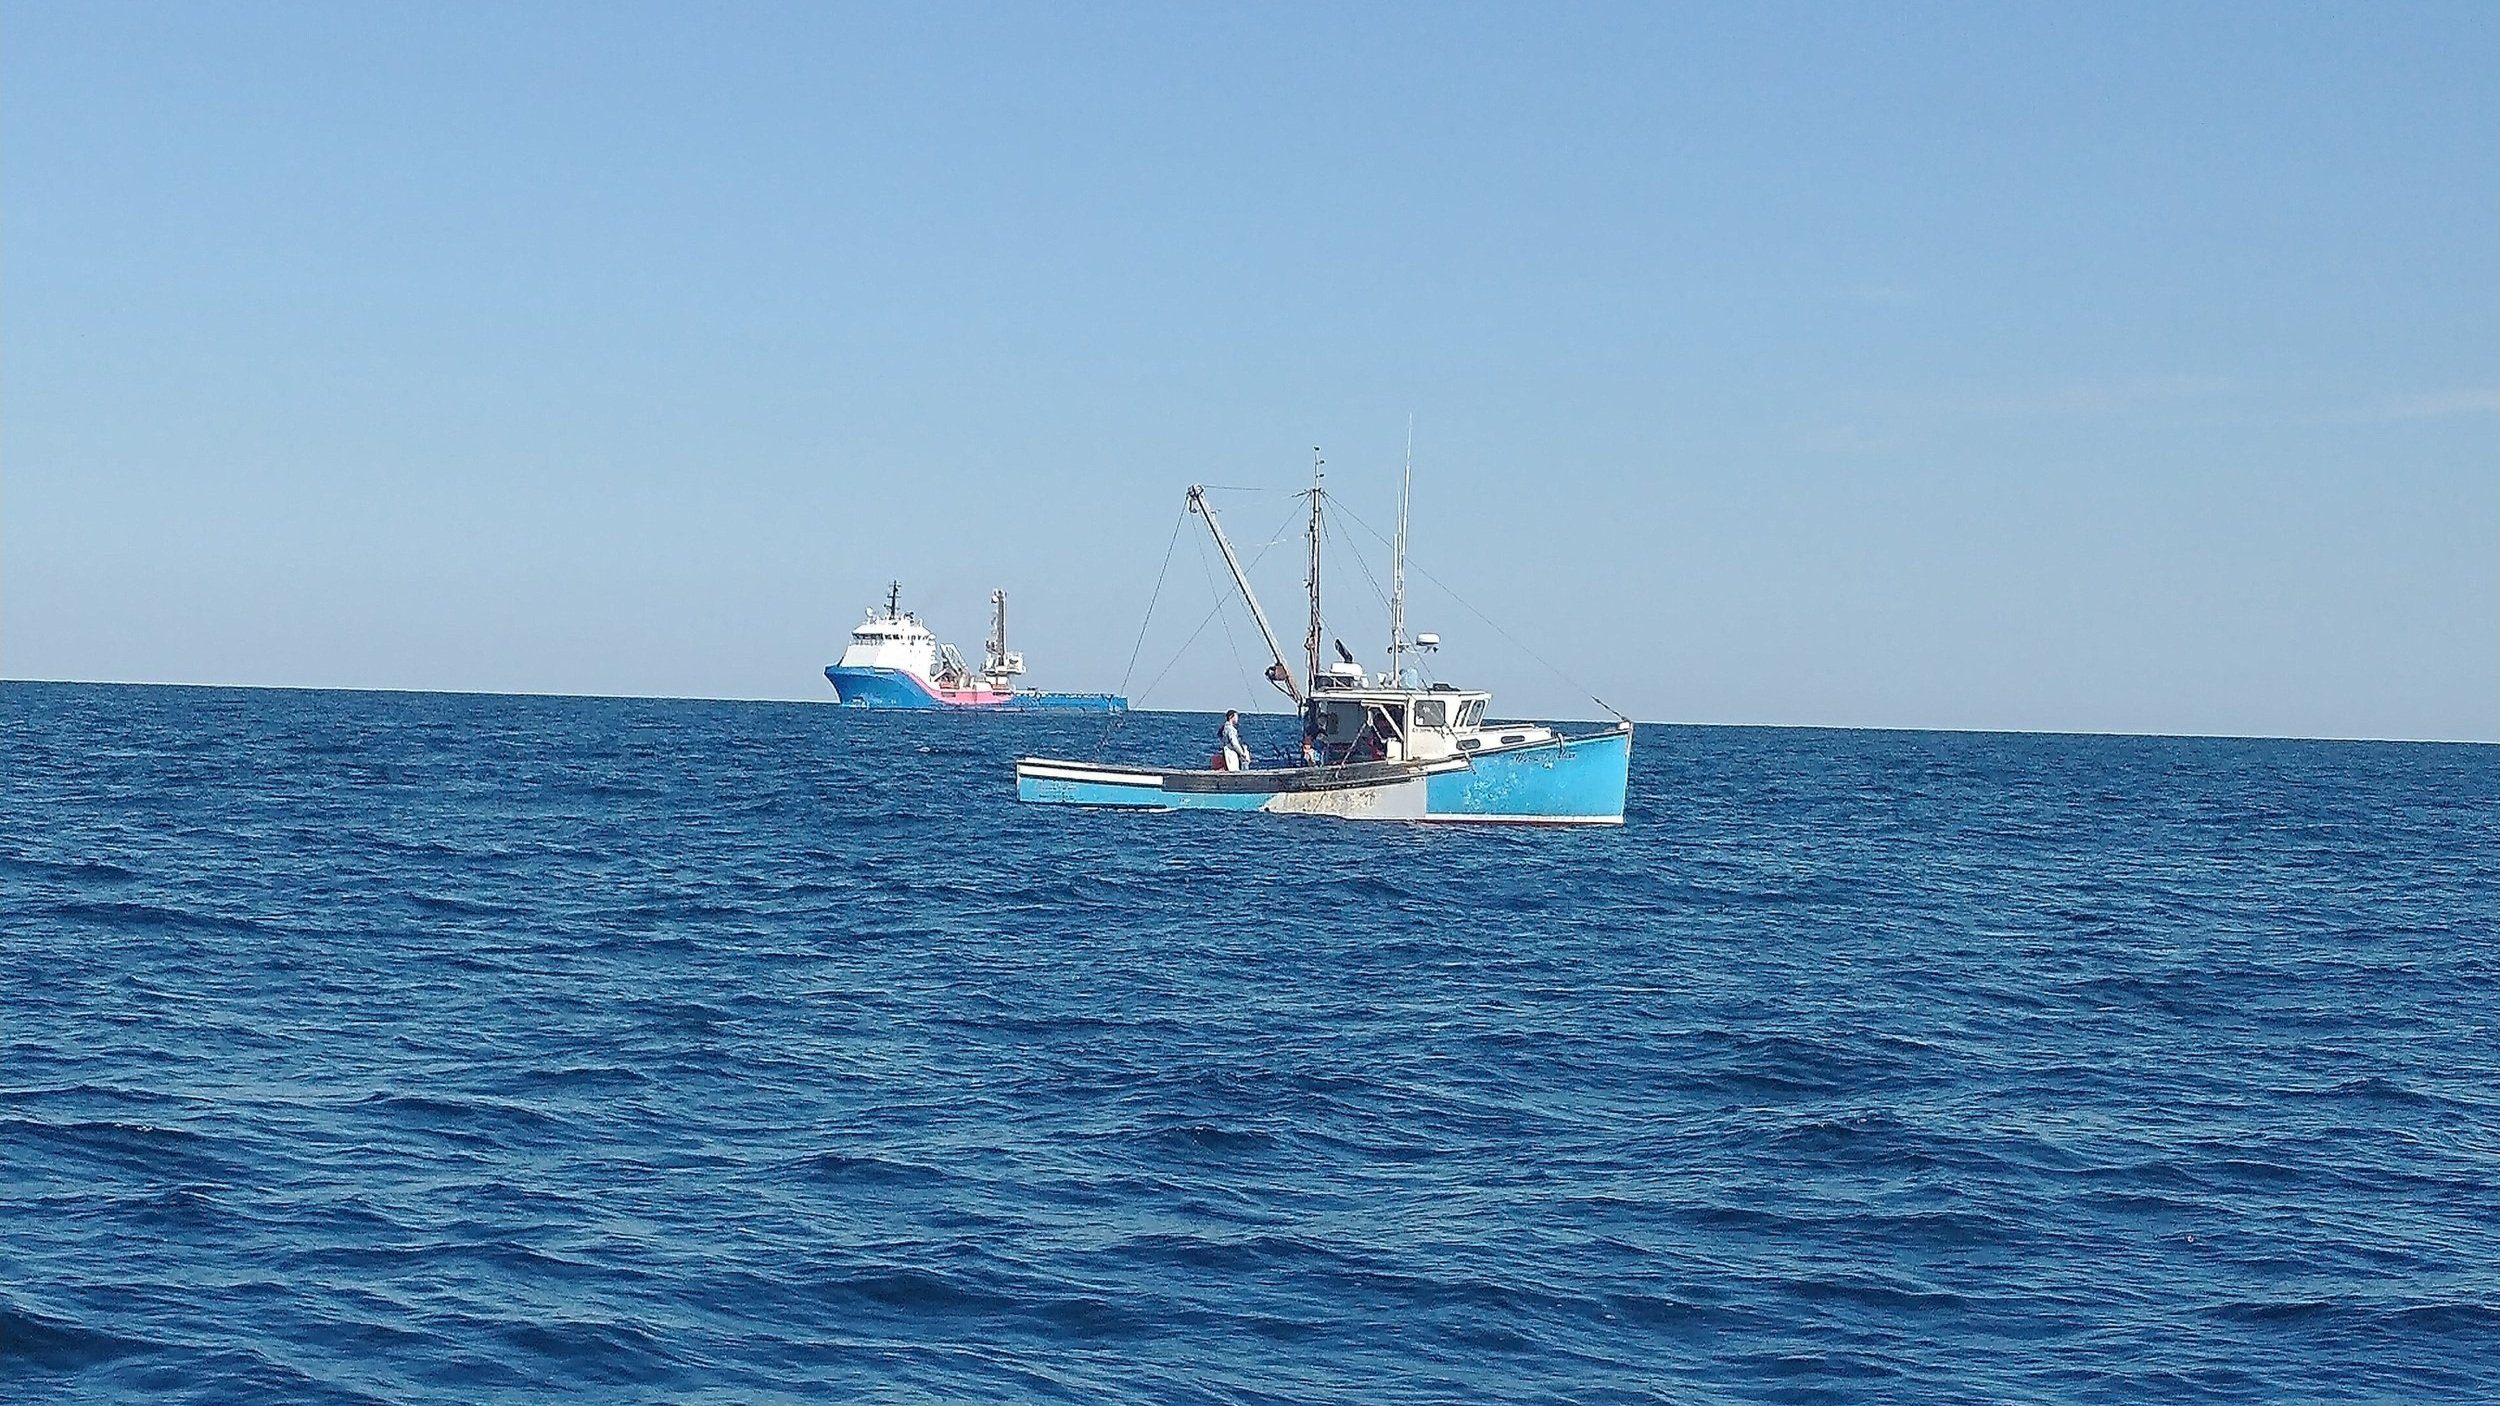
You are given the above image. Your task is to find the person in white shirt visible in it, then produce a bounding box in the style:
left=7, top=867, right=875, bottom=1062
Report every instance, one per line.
left=1218, top=709, right=1250, bottom=771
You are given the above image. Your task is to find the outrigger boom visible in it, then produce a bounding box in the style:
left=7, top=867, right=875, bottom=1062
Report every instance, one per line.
left=1187, top=484, right=1300, bottom=703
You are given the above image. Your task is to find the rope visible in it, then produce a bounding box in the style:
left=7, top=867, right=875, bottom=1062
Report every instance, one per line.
left=1115, top=510, right=1186, bottom=694
left=1196, top=530, right=1260, bottom=702
left=1326, top=498, right=1631, bottom=724
left=1132, top=597, right=1233, bottom=705
left=1091, top=508, right=1188, bottom=758
left=1328, top=521, right=1440, bottom=687
left=1096, top=497, right=1307, bottom=758
left=1328, top=519, right=1394, bottom=615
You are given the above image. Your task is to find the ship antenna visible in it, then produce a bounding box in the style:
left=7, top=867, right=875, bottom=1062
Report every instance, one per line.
left=1390, top=416, right=1412, bottom=688
left=1305, top=448, right=1325, bottom=698
left=887, top=580, right=902, bottom=621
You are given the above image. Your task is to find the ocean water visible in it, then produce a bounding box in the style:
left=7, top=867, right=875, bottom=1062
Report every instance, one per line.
left=4, top=681, right=2496, bottom=1405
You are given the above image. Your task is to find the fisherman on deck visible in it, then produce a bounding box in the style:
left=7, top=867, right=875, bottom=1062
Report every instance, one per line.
left=1218, top=709, right=1250, bottom=771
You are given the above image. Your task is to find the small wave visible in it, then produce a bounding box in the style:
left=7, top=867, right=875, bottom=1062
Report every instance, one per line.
left=0, top=855, right=141, bottom=886
left=1790, top=1265, right=1980, bottom=1310
left=498, top=1064, right=657, bottom=1094
left=0, top=1299, right=155, bottom=1372
left=813, top=1266, right=1012, bottom=1315
left=1100, top=1230, right=1331, bottom=1276
left=2282, top=1075, right=2461, bottom=1109
left=347, top=1092, right=572, bottom=1148
left=1141, top=1120, right=1277, bottom=1155
left=1605, top=1289, right=1735, bottom=1330
left=1, top=1116, right=240, bottom=1179
left=2208, top=1298, right=2500, bottom=1336
left=488, top=1316, right=687, bottom=1384
left=620, top=998, right=735, bottom=1032
left=799, top=1150, right=950, bottom=1184
left=32, top=899, right=277, bottom=938
left=403, top=892, right=513, bottom=917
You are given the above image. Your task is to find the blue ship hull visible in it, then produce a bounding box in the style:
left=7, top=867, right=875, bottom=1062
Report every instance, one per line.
left=1016, top=723, right=1631, bottom=824
left=824, top=666, right=1125, bottom=713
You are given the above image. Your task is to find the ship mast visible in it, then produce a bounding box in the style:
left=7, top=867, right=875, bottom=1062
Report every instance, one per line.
left=1186, top=485, right=1302, bottom=704
left=987, top=589, right=1008, bottom=673
left=886, top=580, right=903, bottom=621
left=1305, top=449, right=1324, bottom=697
left=1389, top=420, right=1411, bottom=687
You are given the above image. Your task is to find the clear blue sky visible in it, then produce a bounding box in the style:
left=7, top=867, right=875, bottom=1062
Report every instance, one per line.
left=5, top=2, right=2493, bottom=739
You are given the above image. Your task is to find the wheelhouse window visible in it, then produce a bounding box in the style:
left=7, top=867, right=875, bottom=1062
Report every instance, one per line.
left=1457, top=699, right=1485, bottom=729
left=1413, top=698, right=1448, bottom=729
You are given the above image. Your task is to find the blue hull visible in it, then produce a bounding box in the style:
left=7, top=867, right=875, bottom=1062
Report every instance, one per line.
left=1423, top=727, right=1632, bottom=821
left=1016, top=724, right=1631, bottom=824
left=824, top=666, right=1125, bottom=713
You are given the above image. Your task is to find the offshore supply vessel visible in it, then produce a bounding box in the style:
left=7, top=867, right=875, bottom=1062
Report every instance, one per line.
left=824, top=583, right=1125, bottom=712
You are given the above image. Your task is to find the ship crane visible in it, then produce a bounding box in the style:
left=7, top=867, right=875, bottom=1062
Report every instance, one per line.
left=985, top=589, right=1025, bottom=682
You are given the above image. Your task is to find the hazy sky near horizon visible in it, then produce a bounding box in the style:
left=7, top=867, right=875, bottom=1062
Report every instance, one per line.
left=6, top=2, right=2494, bottom=739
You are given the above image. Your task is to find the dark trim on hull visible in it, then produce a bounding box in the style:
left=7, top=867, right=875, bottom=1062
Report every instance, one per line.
left=1159, top=758, right=1448, bottom=795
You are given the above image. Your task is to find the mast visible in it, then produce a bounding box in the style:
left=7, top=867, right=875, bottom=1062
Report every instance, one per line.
left=1305, top=449, right=1324, bottom=697
left=886, top=580, right=903, bottom=620
left=1390, top=419, right=1411, bottom=687
left=987, top=589, right=1008, bottom=673
left=1186, top=485, right=1302, bottom=703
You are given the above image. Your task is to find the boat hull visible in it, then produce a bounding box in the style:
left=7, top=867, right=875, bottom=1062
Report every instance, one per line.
left=1016, top=723, right=1630, bottom=824
left=825, top=666, right=1125, bottom=712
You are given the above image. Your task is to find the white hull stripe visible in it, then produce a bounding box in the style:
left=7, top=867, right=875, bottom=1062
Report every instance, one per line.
left=1018, top=762, right=1166, bottom=786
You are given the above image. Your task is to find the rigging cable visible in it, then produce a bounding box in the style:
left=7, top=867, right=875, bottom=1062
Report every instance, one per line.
left=1132, top=498, right=1305, bottom=706
left=1326, top=518, right=1395, bottom=615
left=1092, top=507, right=1187, bottom=759
left=1196, top=529, right=1261, bottom=704
left=1092, top=496, right=1307, bottom=759
left=1325, top=498, right=1632, bottom=725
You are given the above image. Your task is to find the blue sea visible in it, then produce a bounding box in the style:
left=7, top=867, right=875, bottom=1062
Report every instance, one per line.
left=5, top=682, right=2496, bottom=1404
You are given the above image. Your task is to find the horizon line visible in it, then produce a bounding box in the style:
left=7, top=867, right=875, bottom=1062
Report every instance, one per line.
left=5, top=676, right=2491, bottom=748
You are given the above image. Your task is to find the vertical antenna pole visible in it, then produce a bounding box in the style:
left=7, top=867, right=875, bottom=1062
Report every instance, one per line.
left=1305, top=448, right=1325, bottom=698
left=1390, top=417, right=1412, bottom=687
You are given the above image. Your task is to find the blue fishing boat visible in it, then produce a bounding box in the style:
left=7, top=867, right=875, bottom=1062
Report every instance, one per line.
left=1015, top=455, right=1632, bottom=824
left=826, top=584, right=1125, bottom=712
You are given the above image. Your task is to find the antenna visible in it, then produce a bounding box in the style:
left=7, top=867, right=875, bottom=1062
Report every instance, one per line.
left=1305, top=448, right=1325, bottom=698
left=1390, top=417, right=1412, bottom=688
